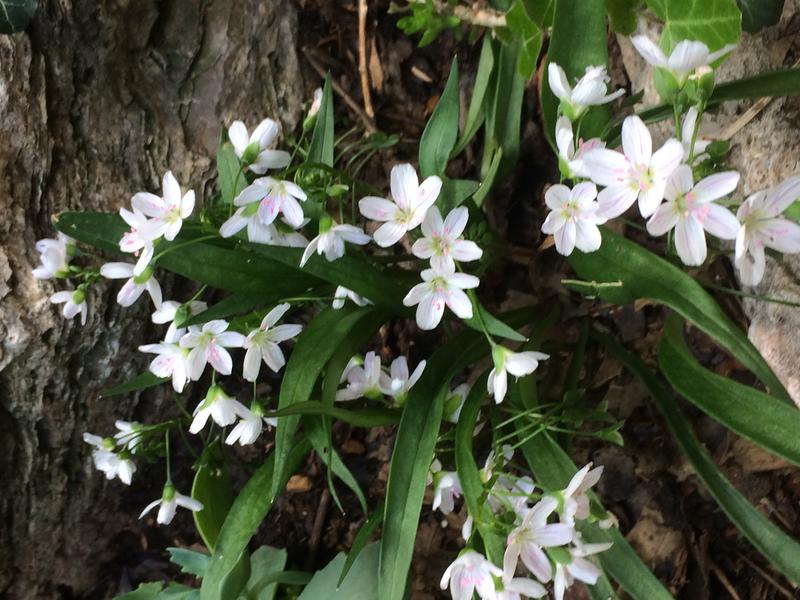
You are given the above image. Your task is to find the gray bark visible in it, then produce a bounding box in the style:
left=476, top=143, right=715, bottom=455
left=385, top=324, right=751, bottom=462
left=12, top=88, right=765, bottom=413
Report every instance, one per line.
left=0, top=1, right=303, bottom=597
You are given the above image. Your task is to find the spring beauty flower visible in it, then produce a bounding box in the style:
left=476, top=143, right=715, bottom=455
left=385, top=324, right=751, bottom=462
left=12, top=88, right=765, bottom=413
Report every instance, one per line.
left=440, top=550, right=502, bottom=600
left=359, top=163, right=442, bottom=247
left=503, top=496, right=574, bottom=583
left=189, top=385, right=247, bottom=434
left=558, top=463, right=604, bottom=526
left=443, top=383, right=470, bottom=423
left=646, top=165, right=740, bottom=266
left=496, top=578, right=547, bottom=600
left=489, top=346, right=549, bottom=404
left=50, top=289, right=88, bottom=325
left=553, top=540, right=613, bottom=600
left=336, top=351, right=384, bottom=401
left=119, top=207, right=156, bottom=276
left=242, top=303, right=303, bottom=381
left=735, top=176, right=800, bottom=285
left=631, top=35, right=736, bottom=86
left=228, top=118, right=291, bottom=174
left=83, top=433, right=135, bottom=485
left=100, top=262, right=163, bottom=309
left=541, top=182, right=606, bottom=256
left=139, top=483, right=204, bottom=526
left=131, top=171, right=195, bottom=242
left=411, top=206, right=483, bottom=272
left=33, top=232, right=73, bottom=279
left=180, top=319, right=245, bottom=379
left=332, top=285, right=371, bottom=309
left=679, top=107, right=711, bottom=164
left=230, top=177, right=308, bottom=229
left=139, top=341, right=190, bottom=393
left=113, top=420, right=143, bottom=453
left=380, top=356, right=426, bottom=404
left=555, top=116, right=605, bottom=180
left=225, top=402, right=276, bottom=446
left=299, top=215, right=371, bottom=266
left=152, top=300, right=208, bottom=343
left=403, top=264, right=479, bottom=330
left=547, top=63, right=624, bottom=120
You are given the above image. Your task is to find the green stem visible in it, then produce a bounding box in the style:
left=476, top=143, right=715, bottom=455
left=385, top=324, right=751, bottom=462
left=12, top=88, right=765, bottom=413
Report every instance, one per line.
left=703, top=281, right=800, bottom=309
left=165, top=429, right=172, bottom=484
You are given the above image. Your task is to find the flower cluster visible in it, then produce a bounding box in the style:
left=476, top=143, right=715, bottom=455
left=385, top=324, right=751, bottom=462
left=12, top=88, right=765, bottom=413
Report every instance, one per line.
left=336, top=351, right=426, bottom=405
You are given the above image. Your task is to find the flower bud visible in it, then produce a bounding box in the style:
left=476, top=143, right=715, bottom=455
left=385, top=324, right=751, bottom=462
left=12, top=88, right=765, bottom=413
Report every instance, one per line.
left=653, top=66, right=682, bottom=102
left=133, top=265, right=153, bottom=285
left=161, top=482, right=176, bottom=502
left=72, top=289, right=86, bottom=305
left=241, top=140, right=261, bottom=165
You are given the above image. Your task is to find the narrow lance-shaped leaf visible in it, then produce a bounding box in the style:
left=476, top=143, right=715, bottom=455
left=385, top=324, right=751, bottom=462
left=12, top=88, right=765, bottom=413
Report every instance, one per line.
left=308, top=73, right=334, bottom=167
left=419, top=57, right=460, bottom=179
left=452, top=35, right=494, bottom=156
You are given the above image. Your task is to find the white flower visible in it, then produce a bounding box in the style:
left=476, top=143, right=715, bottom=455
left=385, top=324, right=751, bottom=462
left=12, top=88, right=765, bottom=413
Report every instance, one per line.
left=403, top=264, right=479, bottom=330
left=119, top=207, right=156, bottom=276
left=541, top=182, right=606, bottom=256
left=33, top=232, right=73, bottom=279
left=308, top=88, right=323, bottom=119
left=152, top=300, right=208, bottom=343
left=489, top=346, right=548, bottom=404
left=679, top=107, right=711, bottom=164
left=230, top=177, right=308, bottom=229
left=114, top=420, right=143, bottom=453
left=433, top=471, right=462, bottom=515
left=411, top=206, right=483, bottom=272
left=228, top=118, right=291, bottom=174
left=100, top=262, right=163, bottom=309
left=631, top=35, right=736, bottom=84
left=189, top=385, right=247, bottom=434
left=646, top=165, right=740, bottom=266
left=548, top=64, right=624, bottom=120
left=336, top=351, right=383, bottom=401
left=380, top=356, right=426, bottom=403
left=180, top=319, right=245, bottom=380
left=555, top=116, right=606, bottom=180
left=243, top=303, right=303, bottom=381
left=83, top=433, right=135, bottom=485
left=139, top=483, right=204, bottom=525
left=300, top=218, right=371, bottom=267
left=269, top=223, right=309, bottom=247
left=440, top=550, right=502, bottom=600
left=444, top=383, right=470, bottom=423
left=333, top=285, right=371, bottom=309
left=735, top=176, right=800, bottom=286
left=504, top=496, right=573, bottom=583
left=553, top=540, right=613, bottom=600
left=139, top=341, right=190, bottom=393
left=558, top=463, right=604, bottom=526
left=584, top=115, right=684, bottom=219
left=359, top=163, right=442, bottom=247
left=131, top=171, right=195, bottom=242
left=225, top=402, right=276, bottom=446
left=50, top=289, right=88, bottom=325
left=496, top=577, right=547, bottom=600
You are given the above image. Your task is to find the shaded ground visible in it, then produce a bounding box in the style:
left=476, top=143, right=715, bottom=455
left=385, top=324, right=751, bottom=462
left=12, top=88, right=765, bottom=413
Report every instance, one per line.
left=99, top=2, right=800, bottom=599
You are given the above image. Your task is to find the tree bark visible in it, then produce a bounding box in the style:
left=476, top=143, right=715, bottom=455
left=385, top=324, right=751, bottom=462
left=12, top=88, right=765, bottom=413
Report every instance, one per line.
left=0, top=1, right=303, bottom=597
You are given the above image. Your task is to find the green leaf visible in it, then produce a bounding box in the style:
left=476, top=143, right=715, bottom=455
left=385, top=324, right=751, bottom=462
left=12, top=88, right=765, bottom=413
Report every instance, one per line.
left=605, top=0, right=642, bottom=33
left=246, top=545, right=287, bottom=600
left=737, top=0, right=784, bottom=32
left=192, top=443, right=234, bottom=551
left=101, top=371, right=168, bottom=398
left=167, top=548, right=210, bottom=577
left=262, top=401, right=400, bottom=427
left=272, top=307, right=386, bottom=494
left=338, top=503, right=384, bottom=586
left=452, top=35, right=494, bottom=156
left=217, top=142, right=246, bottom=207
left=567, top=227, right=790, bottom=400
left=200, top=441, right=311, bottom=600
left=184, top=292, right=264, bottom=327
left=600, top=331, right=800, bottom=586
left=521, top=0, right=555, bottom=25
left=658, top=314, right=800, bottom=466
left=543, top=0, right=611, bottom=142
left=308, top=74, right=334, bottom=167
left=115, top=582, right=164, bottom=600
left=419, top=58, right=460, bottom=178
left=299, top=543, right=379, bottom=600
left=467, top=298, right=527, bottom=342
left=484, top=39, right=525, bottom=179
left=438, top=177, right=480, bottom=213
left=505, top=0, right=544, bottom=79
left=644, top=0, right=741, bottom=51
left=472, top=147, right=502, bottom=208
left=0, top=0, right=37, bottom=34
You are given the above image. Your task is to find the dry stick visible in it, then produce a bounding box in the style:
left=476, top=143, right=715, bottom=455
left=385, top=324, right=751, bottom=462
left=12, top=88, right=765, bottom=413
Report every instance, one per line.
left=736, top=552, right=796, bottom=599
left=406, top=0, right=506, bottom=27
left=357, top=0, right=375, bottom=119
left=709, top=560, right=743, bottom=600
left=305, top=488, right=332, bottom=571
left=303, top=47, right=377, bottom=134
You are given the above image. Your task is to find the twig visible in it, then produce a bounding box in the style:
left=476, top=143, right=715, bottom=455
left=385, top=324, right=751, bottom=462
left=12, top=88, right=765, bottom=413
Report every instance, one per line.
left=303, top=47, right=377, bottom=134
left=357, top=0, right=375, bottom=119
left=407, top=0, right=506, bottom=27
left=305, top=488, right=332, bottom=571
left=709, top=560, right=743, bottom=600
left=737, top=552, right=796, bottom=599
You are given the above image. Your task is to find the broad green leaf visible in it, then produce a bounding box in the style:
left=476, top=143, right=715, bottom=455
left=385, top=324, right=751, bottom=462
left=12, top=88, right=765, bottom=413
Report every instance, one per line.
left=543, top=0, right=610, bottom=142
left=468, top=297, right=527, bottom=342
left=484, top=38, right=525, bottom=179
left=308, top=74, right=334, bottom=167
left=299, top=543, right=379, bottom=600
left=658, top=314, right=800, bottom=466
left=200, top=441, right=311, bottom=600
left=338, top=502, right=384, bottom=586
left=454, top=375, right=505, bottom=564
left=272, top=307, right=386, bottom=493
left=246, top=545, right=287, bottom=600
left=115, top=582, right=164, bottom=600
left=419, top=58, right=460, bottom=178
left=0, top=0, right=37, bottom=34
left=567, top=227, right=789, bottom=400
left=184, top=292, right=263, bottom=327
left=645, top=0, right=741, bottom=50
left=101, top=371, right=168, bottom=398
left=167, top=547, right=210, bottom=577
left=505, top=0, right=544, bottom=79
left=156, top=585, right=199, bottom=600
left=453, top=35, right=494, bottom=156
left=606, top=0, right=642, bottom=33
left=192, top=443, right=234, bottom=551
left=438, top=177, right=480, bottom=212
left=522, top=0, right=555, bottom=25
left=737, top=0, right=784, bottom=32
left=217, top=142, right=246, bottom=207
left=601, top=331, right=800, bottom=586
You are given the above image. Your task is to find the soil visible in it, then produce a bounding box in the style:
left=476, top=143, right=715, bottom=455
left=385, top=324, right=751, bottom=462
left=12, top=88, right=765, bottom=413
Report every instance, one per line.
left=98, top=2, right=800, bottom=599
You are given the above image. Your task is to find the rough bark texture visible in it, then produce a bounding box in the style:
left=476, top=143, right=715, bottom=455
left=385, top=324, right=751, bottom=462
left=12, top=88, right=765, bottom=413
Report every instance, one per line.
left=0, top=1, right=302, bottom=597
left=617, top=6, right=800, bottom=405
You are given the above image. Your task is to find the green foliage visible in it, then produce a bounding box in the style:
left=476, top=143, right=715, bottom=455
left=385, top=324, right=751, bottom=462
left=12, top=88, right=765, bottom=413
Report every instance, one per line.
left=452, top=35, right=494, bottom=156
left=737, top=0, right=784, bottom=32
left=192, top=443, right=234, bottom=551
left=394, top=1, right=461, bottom=47
left=101, top=371, right=168, bottom=398
left=217, top=142, right=246, bottom=207
left=505, top=0, right=543, bottom=79
left=299, top=543, right=380, bottom=599
left=246, top=546, right=288, bottom=600
left=167, top=548, right=211, bottom=577
left=307, top=74, right=335, bottom=168
left=338, top=504, right=384, bottom=585
left=645, top=0, right=741, bottom=51
left=419, top=58, right=460, bottom=179
left=0, top=0, right=37, bottom=34
left=605, top=0, right=642, bottom=34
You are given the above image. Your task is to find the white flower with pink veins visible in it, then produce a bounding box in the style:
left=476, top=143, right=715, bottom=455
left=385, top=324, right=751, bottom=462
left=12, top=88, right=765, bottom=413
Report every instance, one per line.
left=440, top=550, right=502, bottom=600
left=180, top=319, right=245, bottom=380
left=411, top=206, right=483, bottom=272
left=230, top=177, right=308, bottom=230
left=555, top=116, right=605, bottom=179
left=228, top=118, right=291, bottom=174
left=403, top=264, right=479, bottom=330
left=100, top=262, right=162, bottom=309
left=541, top=182, right=606, bottom=256
left=131, top=171, right=195, bottom=242
left=359, top=163, right=442, bottom=247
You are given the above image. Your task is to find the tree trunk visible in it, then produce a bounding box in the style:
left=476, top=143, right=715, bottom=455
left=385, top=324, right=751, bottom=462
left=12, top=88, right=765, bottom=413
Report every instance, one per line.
left=0, top=1, right=303, bottom=597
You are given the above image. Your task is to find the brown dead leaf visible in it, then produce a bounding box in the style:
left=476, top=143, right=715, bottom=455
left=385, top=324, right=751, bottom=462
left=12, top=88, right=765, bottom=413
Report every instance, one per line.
left=286, top=474, right=313, bottom=493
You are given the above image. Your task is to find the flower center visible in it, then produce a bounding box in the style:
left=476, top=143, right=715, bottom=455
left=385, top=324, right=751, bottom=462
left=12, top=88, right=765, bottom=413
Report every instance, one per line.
left=630, top=163, right=654, bottom=191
